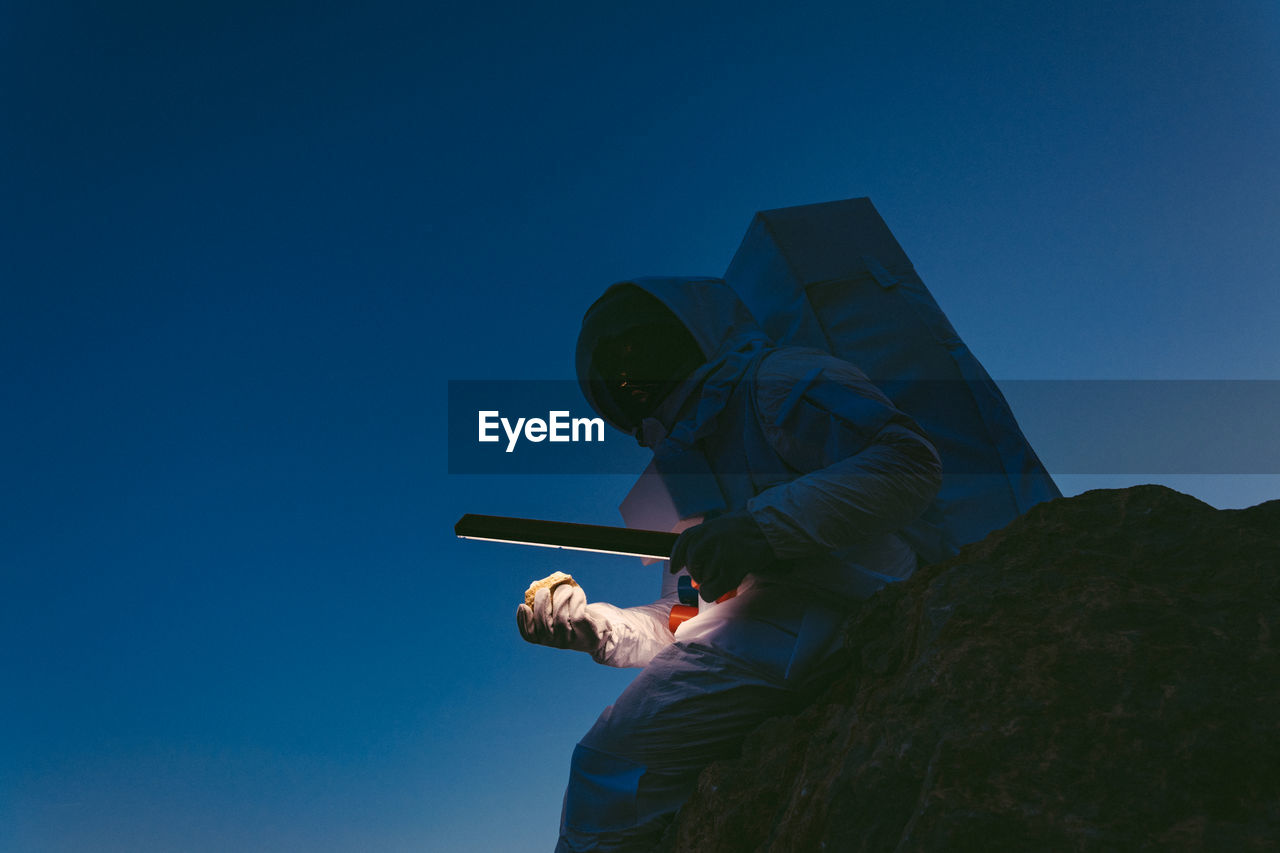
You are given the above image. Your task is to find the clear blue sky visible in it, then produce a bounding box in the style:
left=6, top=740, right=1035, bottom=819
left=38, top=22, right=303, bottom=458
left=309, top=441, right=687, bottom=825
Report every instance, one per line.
left=3, top=1, right=1278, bottom=850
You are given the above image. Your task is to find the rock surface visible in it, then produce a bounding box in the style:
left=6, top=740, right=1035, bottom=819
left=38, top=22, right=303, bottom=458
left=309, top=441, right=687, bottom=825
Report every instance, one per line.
left=670, top=485, right=1280, bottom=851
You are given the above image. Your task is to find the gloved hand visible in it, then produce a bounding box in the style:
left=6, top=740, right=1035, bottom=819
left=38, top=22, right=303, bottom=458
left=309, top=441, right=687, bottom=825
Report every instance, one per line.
left=669, top=509, right=778, bottom=602
left=516, top=583, right=608, bottom=654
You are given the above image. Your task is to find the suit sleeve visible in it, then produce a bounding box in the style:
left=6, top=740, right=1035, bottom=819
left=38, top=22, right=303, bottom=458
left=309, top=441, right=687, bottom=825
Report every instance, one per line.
left=745, top=350, right=943, bottom=559
left=585, top=561, right=688, bottom=668
left=587, top=595, right=678, bottom=669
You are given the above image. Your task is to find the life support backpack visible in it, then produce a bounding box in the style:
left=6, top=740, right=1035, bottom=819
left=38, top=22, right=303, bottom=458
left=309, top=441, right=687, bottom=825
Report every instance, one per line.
left=723, top=197, right=1061, bottom=561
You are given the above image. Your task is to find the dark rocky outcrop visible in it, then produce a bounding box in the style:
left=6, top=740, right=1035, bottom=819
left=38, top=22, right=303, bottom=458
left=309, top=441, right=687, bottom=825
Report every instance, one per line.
left=671, top=486, right=1280, bottom=851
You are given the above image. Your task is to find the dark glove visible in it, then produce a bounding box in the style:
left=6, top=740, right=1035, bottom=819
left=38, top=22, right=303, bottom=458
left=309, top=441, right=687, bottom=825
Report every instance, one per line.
left=668, top=510, right=777, bottom=603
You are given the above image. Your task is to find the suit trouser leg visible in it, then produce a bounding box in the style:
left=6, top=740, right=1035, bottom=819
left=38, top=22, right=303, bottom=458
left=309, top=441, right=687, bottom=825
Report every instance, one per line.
left=556, top=585, right=845, bottom=852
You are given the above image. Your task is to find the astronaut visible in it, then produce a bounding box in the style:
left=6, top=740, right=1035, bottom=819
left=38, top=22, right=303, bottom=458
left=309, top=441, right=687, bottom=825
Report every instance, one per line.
left=517, top=278, right=943, bottom=852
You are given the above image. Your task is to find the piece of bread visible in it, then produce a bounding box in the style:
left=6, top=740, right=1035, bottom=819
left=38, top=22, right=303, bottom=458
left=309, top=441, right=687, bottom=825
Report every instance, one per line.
left=524, top=571, right=578, bottom=607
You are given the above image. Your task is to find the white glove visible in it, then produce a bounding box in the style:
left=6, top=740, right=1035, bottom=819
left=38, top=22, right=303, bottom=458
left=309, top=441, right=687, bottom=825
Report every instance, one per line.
left=516, top=583, right=609, bottom=655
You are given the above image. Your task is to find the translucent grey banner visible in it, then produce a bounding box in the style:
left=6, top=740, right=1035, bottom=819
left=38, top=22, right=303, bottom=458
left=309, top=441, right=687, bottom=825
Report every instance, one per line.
left=447, top=380, right=1280, bottom=475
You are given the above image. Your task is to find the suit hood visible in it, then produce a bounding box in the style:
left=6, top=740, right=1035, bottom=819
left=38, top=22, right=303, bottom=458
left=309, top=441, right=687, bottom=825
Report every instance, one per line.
left=576, top=277, right=768, bottom=433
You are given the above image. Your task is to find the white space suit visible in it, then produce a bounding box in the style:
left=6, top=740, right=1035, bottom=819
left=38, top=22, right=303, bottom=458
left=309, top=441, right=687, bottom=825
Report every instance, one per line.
left=521, top=278, right=942, bottom=852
